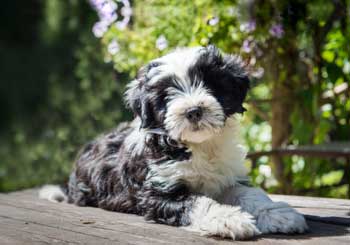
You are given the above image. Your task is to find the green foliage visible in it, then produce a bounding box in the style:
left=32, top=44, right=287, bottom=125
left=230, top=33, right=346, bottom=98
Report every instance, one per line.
left=101, top=0, right=350, bottom=197
left=0, top=0, right=349, bottom=198
left=0, top=0, right=129, bottom=191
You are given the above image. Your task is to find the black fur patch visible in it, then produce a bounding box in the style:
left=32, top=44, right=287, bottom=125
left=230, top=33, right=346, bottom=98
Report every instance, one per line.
left=68, top=121, right=196, bottom=226
left=188, top=45, right=249, bottom=116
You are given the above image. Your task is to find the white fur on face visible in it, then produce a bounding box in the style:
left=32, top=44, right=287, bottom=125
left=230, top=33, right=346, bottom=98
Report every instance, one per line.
left=165, top=82, right=225, bottom=143
left=126, top=46, right=231, bottom=144
left=147, top=47, right=226, bottom=143
left=148, top=47, right=204, bottom=86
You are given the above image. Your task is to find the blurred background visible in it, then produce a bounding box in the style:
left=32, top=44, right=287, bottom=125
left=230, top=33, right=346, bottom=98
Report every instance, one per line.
left=0, top=0, right=349, bottom=198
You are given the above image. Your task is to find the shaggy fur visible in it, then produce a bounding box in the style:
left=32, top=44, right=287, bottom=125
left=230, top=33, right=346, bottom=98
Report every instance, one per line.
left=40, top=45, right=308, bottom=240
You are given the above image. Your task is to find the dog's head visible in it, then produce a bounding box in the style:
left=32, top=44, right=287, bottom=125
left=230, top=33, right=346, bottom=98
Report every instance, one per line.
left=125, top=45, right=249, bottom=143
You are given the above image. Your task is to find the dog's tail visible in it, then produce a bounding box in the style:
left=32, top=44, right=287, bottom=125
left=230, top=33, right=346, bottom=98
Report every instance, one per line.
left=39, top=184, right=68, bottom=203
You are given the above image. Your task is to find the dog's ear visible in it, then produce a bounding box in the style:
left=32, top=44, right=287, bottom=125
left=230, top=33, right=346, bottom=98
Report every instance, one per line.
left=124, top=66, right=156, bottom=129
left=139, top=98, right=155, bottom=128
left=222, top=54, right=250, bottom=114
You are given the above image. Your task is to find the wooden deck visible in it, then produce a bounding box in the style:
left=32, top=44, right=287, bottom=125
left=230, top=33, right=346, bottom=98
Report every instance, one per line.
left=0, top=189, right=349, bottom=244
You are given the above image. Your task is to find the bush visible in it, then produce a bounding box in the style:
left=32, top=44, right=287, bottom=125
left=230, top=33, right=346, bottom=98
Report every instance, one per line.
left=1, top=0, right=349, bottom=198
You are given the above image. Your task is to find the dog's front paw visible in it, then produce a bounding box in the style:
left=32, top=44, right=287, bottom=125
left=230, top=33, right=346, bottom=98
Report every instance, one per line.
left=187, top=201, right=260, bottom=240
left=256, top=202, right=308, bottom=234
left=200, top=210, right=260, bottom=240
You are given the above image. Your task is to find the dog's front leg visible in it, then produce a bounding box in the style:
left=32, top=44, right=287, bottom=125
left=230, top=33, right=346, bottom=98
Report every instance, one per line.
left=139, top=185, right=260, bottom=240
left=186, top=195, right=260, bottom=240
left=219, top=184, right=308, bottom=234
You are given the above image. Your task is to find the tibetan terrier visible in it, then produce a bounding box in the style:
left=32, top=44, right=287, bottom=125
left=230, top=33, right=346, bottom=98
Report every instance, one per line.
left=40, top=45, right=307, bottom=240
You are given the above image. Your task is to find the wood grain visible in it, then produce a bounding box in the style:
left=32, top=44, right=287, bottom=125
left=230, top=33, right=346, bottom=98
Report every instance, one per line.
left=0, top=189, right=349, bottom=244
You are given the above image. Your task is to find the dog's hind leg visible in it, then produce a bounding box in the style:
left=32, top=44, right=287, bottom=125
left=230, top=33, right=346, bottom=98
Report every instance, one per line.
left=219, top=184, right=308, bottom=234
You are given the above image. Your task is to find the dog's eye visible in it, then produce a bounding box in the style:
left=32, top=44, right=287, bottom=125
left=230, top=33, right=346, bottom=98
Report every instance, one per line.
left=165, top=137, right=178, bottom=147
left=148, top=61, right=162, bottom=70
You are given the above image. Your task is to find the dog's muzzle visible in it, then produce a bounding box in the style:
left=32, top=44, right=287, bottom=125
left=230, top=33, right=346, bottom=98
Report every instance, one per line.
left=185, top=106, right=203, bottom=123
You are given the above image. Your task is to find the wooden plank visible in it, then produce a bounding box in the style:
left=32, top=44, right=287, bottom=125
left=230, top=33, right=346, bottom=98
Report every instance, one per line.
left=270, top=194, right=350, bottom=223
left=0, top=189, right=349, bottom=245
left=270, top=194, right=350, bottom=209
left=247, top=141, right=350, bottom=159
left=0, top=218, right=84, bottom=244
left=0, top=190, right=223, bottom=245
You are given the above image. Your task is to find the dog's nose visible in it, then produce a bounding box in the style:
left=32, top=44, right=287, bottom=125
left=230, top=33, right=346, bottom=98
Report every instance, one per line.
left=185, top=107, right=203, bottom=123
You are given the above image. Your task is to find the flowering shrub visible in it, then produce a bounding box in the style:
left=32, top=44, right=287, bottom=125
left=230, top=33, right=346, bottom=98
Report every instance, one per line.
left=90, top=0, right=132, bottom=37
left=87, top=0, right=297, bottom=81
left=88, top=0, right=276, bottom=77
left=86, top=0, right=350, bottom=197
left=1, top=0, right=348, bottom=198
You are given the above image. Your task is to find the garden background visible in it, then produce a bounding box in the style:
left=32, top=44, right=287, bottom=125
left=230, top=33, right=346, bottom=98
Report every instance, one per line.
left=0, top=0, right=349, bottom=198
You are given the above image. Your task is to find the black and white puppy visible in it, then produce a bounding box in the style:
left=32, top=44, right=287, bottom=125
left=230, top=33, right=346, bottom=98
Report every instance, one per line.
left=40, top=46, right=308, bottom=240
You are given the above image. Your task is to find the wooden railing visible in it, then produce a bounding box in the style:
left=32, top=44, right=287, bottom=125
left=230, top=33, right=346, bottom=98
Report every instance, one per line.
left=247, top=141, right=350, bottom=198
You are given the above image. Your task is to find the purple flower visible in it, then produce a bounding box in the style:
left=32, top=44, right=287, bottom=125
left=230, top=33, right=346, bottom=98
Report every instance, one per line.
left=90, top=0, right=118, bottom=25
left=240, top=20, right=256, bottom=33
left=101, top=11, right=118, bottom=24
left=89, top=0, right=132, bottom=35
left=208, top=17, right=219, bottom=26
left=156, top=35, right=168, bottom=51
left=98, top=1, right=118, bottom=24
left=92, top=20, right=109, bottom=38
left=90, top=0, right=106, bottom=9
left=108, top=39, right=120, bottom=55
left=242, top=39, right=253, bottom=53
left=116, top=0, right=132, bottom=29
left=121, top=6, right=132, bottom=17
left=120, top=0, right=131, bottom=7
left=115, top=20, right=127, bottom=30
left=269, top=24, right=284, bottom=38
left=101, top=0, right=117, bottom=12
